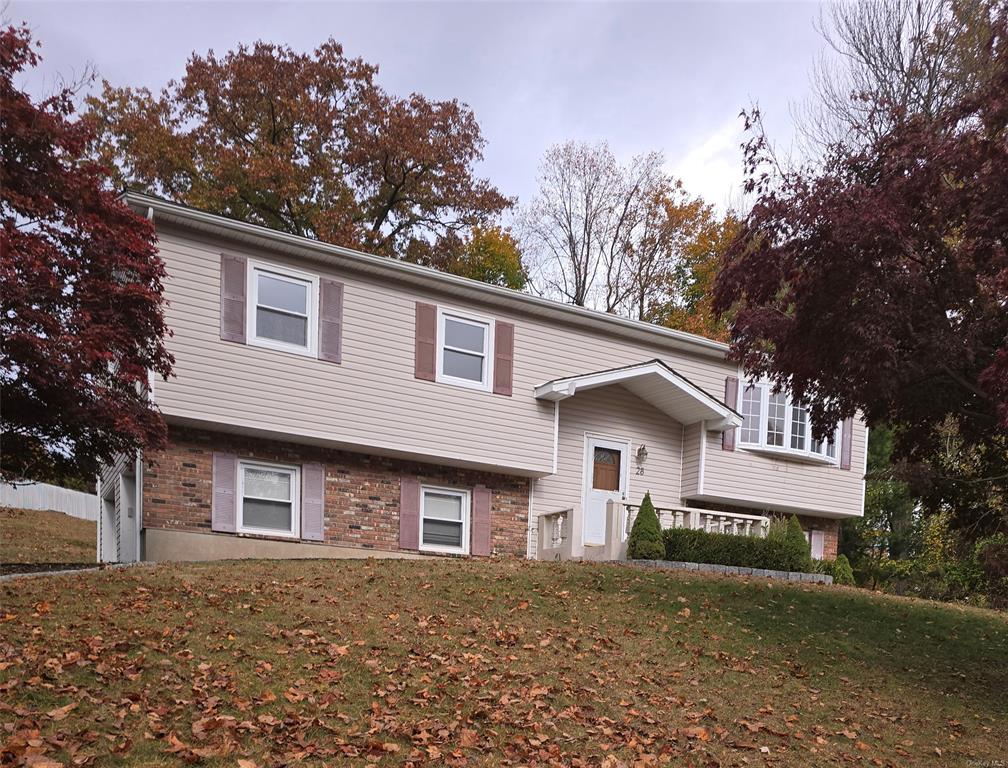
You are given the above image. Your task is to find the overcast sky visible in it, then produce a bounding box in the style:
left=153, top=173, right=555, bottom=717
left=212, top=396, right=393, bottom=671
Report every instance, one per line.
left=12, top=1, right=827, bottom=214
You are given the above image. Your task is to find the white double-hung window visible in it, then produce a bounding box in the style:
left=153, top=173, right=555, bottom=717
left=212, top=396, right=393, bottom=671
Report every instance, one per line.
left=248, top=262, right=319, bottom=355
left=238, top=460, right=300, bottom=538
left=739, top=384, right=762, bottom=444
left=737, top=381, right=840, bottom=463
left=790, top=404, right=808, bottom=451
left=420, top=486, right=470, bottom=554
left=437, top=309, right=493, bottom=390
left=766, top=391, right=787, bottom=447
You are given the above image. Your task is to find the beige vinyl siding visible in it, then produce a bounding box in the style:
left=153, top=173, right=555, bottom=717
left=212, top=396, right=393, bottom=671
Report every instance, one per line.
left=680, top=422, right=703, bottom=497
left=99, top=452, right=131, bottom=495
left=100, top=452, right=135, bottom=527
left=532, top=386, right=684, bottom=549
left=153, top=226, right=736, bottom=476
left=693, top=422, right=868, bottom=517
left=99, top=452, right=135, bottom=561
left=152, top=222, right=866, bottom=524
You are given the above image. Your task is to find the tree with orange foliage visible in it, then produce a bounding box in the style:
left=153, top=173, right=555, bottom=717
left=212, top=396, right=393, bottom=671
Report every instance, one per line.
left=659, top=212, right=740, bottom=342
left=87, top=39, right=511, bottom=265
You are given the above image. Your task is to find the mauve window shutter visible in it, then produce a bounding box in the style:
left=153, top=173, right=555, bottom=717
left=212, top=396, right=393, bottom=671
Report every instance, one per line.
left=722, top=376, right=739, bottom=451
left=318, top=279, right=344, bottom=364
left=471, top=485, right=492, bottom=556
left=219, top=253, right=247, bottom=343
left=839, top=417, right=854, bottom=470
left=211, top=452, right=237, bottom=533
left=301, top=462, right=325, bottom=541
left=493, top=322, right=515, bottom=396
left=399, top=477, right=421, bottom=550
left=414, top=302, right=437, bottom=381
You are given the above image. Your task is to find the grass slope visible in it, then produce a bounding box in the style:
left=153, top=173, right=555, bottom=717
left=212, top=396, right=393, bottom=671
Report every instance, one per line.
left=0, top=508, right=96, bottom=564
left=0, top=559, right=1004, bottom=767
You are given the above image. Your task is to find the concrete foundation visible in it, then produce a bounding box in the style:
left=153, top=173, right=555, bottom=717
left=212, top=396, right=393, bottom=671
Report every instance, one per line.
left=143, top=528, right=428, bottom=562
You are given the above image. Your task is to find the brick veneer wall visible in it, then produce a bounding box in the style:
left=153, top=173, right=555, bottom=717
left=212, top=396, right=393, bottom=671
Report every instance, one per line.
left=796, top=515, right=840, bottom=561
left=143, top=427, right=530, bottom=558
left=687, top=499, right=840, bottom=560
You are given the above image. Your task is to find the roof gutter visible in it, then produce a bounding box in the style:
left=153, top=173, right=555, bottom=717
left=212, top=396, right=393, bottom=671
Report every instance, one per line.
left=125, top=191, right=731, bottom=359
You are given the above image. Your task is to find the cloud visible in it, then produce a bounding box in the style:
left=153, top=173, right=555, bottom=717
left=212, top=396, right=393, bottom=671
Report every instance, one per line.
left=670, top=117, right=746, bottom=212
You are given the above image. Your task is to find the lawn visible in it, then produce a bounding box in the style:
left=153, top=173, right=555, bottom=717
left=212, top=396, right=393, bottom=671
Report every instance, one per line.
left=0, top=508, right=96, bottom=566
left=0, top=559, right=1004, bottom=767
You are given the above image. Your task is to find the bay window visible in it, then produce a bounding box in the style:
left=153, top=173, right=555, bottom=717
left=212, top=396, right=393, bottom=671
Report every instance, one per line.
left=738, top=381, right=839, bottom=462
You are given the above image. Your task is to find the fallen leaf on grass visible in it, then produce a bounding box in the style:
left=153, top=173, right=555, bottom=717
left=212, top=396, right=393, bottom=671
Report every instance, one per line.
left=46, top=703, right=77, bottom=721
left=679, top=726, right=709, bottom=741
left=23, top=756, right=63, bottom=768
left=460, top=729, right=479, bottom=748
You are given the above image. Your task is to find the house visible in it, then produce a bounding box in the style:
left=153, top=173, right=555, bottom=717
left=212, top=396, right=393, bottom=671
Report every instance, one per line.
left=97, top=192, right=867, bottom=565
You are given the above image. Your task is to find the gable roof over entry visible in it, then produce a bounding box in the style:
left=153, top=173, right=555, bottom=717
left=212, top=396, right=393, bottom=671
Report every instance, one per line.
left=534, top=359, right=742, bottom=430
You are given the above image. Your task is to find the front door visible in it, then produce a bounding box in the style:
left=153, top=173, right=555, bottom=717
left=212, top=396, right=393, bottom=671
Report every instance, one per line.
left=583, top=437, right=628, bottom=545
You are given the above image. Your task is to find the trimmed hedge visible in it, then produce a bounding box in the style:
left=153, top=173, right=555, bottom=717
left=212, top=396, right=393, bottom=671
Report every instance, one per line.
left=663, top=515, right=813, bottom=572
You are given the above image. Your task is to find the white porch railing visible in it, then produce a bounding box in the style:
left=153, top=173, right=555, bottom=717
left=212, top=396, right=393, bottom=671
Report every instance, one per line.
left=537, top=508, right=574, bottom=561
left=624, top=503, right=770, bottom=539
left=535, top=501, right=770, bottom=561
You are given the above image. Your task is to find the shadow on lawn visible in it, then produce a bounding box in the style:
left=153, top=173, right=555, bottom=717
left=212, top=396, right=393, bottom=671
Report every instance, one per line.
left=608, top=564, right=1008, bottom=714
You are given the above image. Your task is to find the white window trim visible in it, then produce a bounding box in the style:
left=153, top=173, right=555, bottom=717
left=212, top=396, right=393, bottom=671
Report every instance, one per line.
left=419, top=485, right=471, bottom=555
left=435, top=307, right=494, bottom=392
left=247, top=260, right=319, bottom=357
left=789, top=402, right=808, bottom=452
left=237, top=459, right=301, bottom=539
left=737, top=380, right=841, bottom=465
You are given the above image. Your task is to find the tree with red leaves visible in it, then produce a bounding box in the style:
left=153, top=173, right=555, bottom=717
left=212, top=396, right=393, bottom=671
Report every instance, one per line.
left=0, top=23, right=173, bottom=485
left=715, top=10, right=1008, bottom=535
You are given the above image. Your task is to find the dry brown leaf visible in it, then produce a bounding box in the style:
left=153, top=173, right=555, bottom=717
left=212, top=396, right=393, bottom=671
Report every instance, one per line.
left=680, top=726, right=709, bottom=741
left=460, top=728, right=479, bottom=748
left=46, top=703, right=77, bottom=721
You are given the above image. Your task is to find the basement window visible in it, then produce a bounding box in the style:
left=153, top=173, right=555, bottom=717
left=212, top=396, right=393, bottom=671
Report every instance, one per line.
left=420, top=486, right=470, bottom=555
left=238, top=461, right=300, bottom=538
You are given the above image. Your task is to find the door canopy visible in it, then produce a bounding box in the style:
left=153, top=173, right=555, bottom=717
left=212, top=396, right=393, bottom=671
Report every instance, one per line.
left=535, top=359, right=741, bottom=430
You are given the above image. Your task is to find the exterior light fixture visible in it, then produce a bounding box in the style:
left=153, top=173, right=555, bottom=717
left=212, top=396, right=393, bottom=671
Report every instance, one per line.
left=636, top=444, right=648, bottom=466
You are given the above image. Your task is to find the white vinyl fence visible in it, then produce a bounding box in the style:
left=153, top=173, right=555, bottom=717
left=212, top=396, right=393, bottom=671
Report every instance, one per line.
left=1, top=482, right=98, bottom=521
